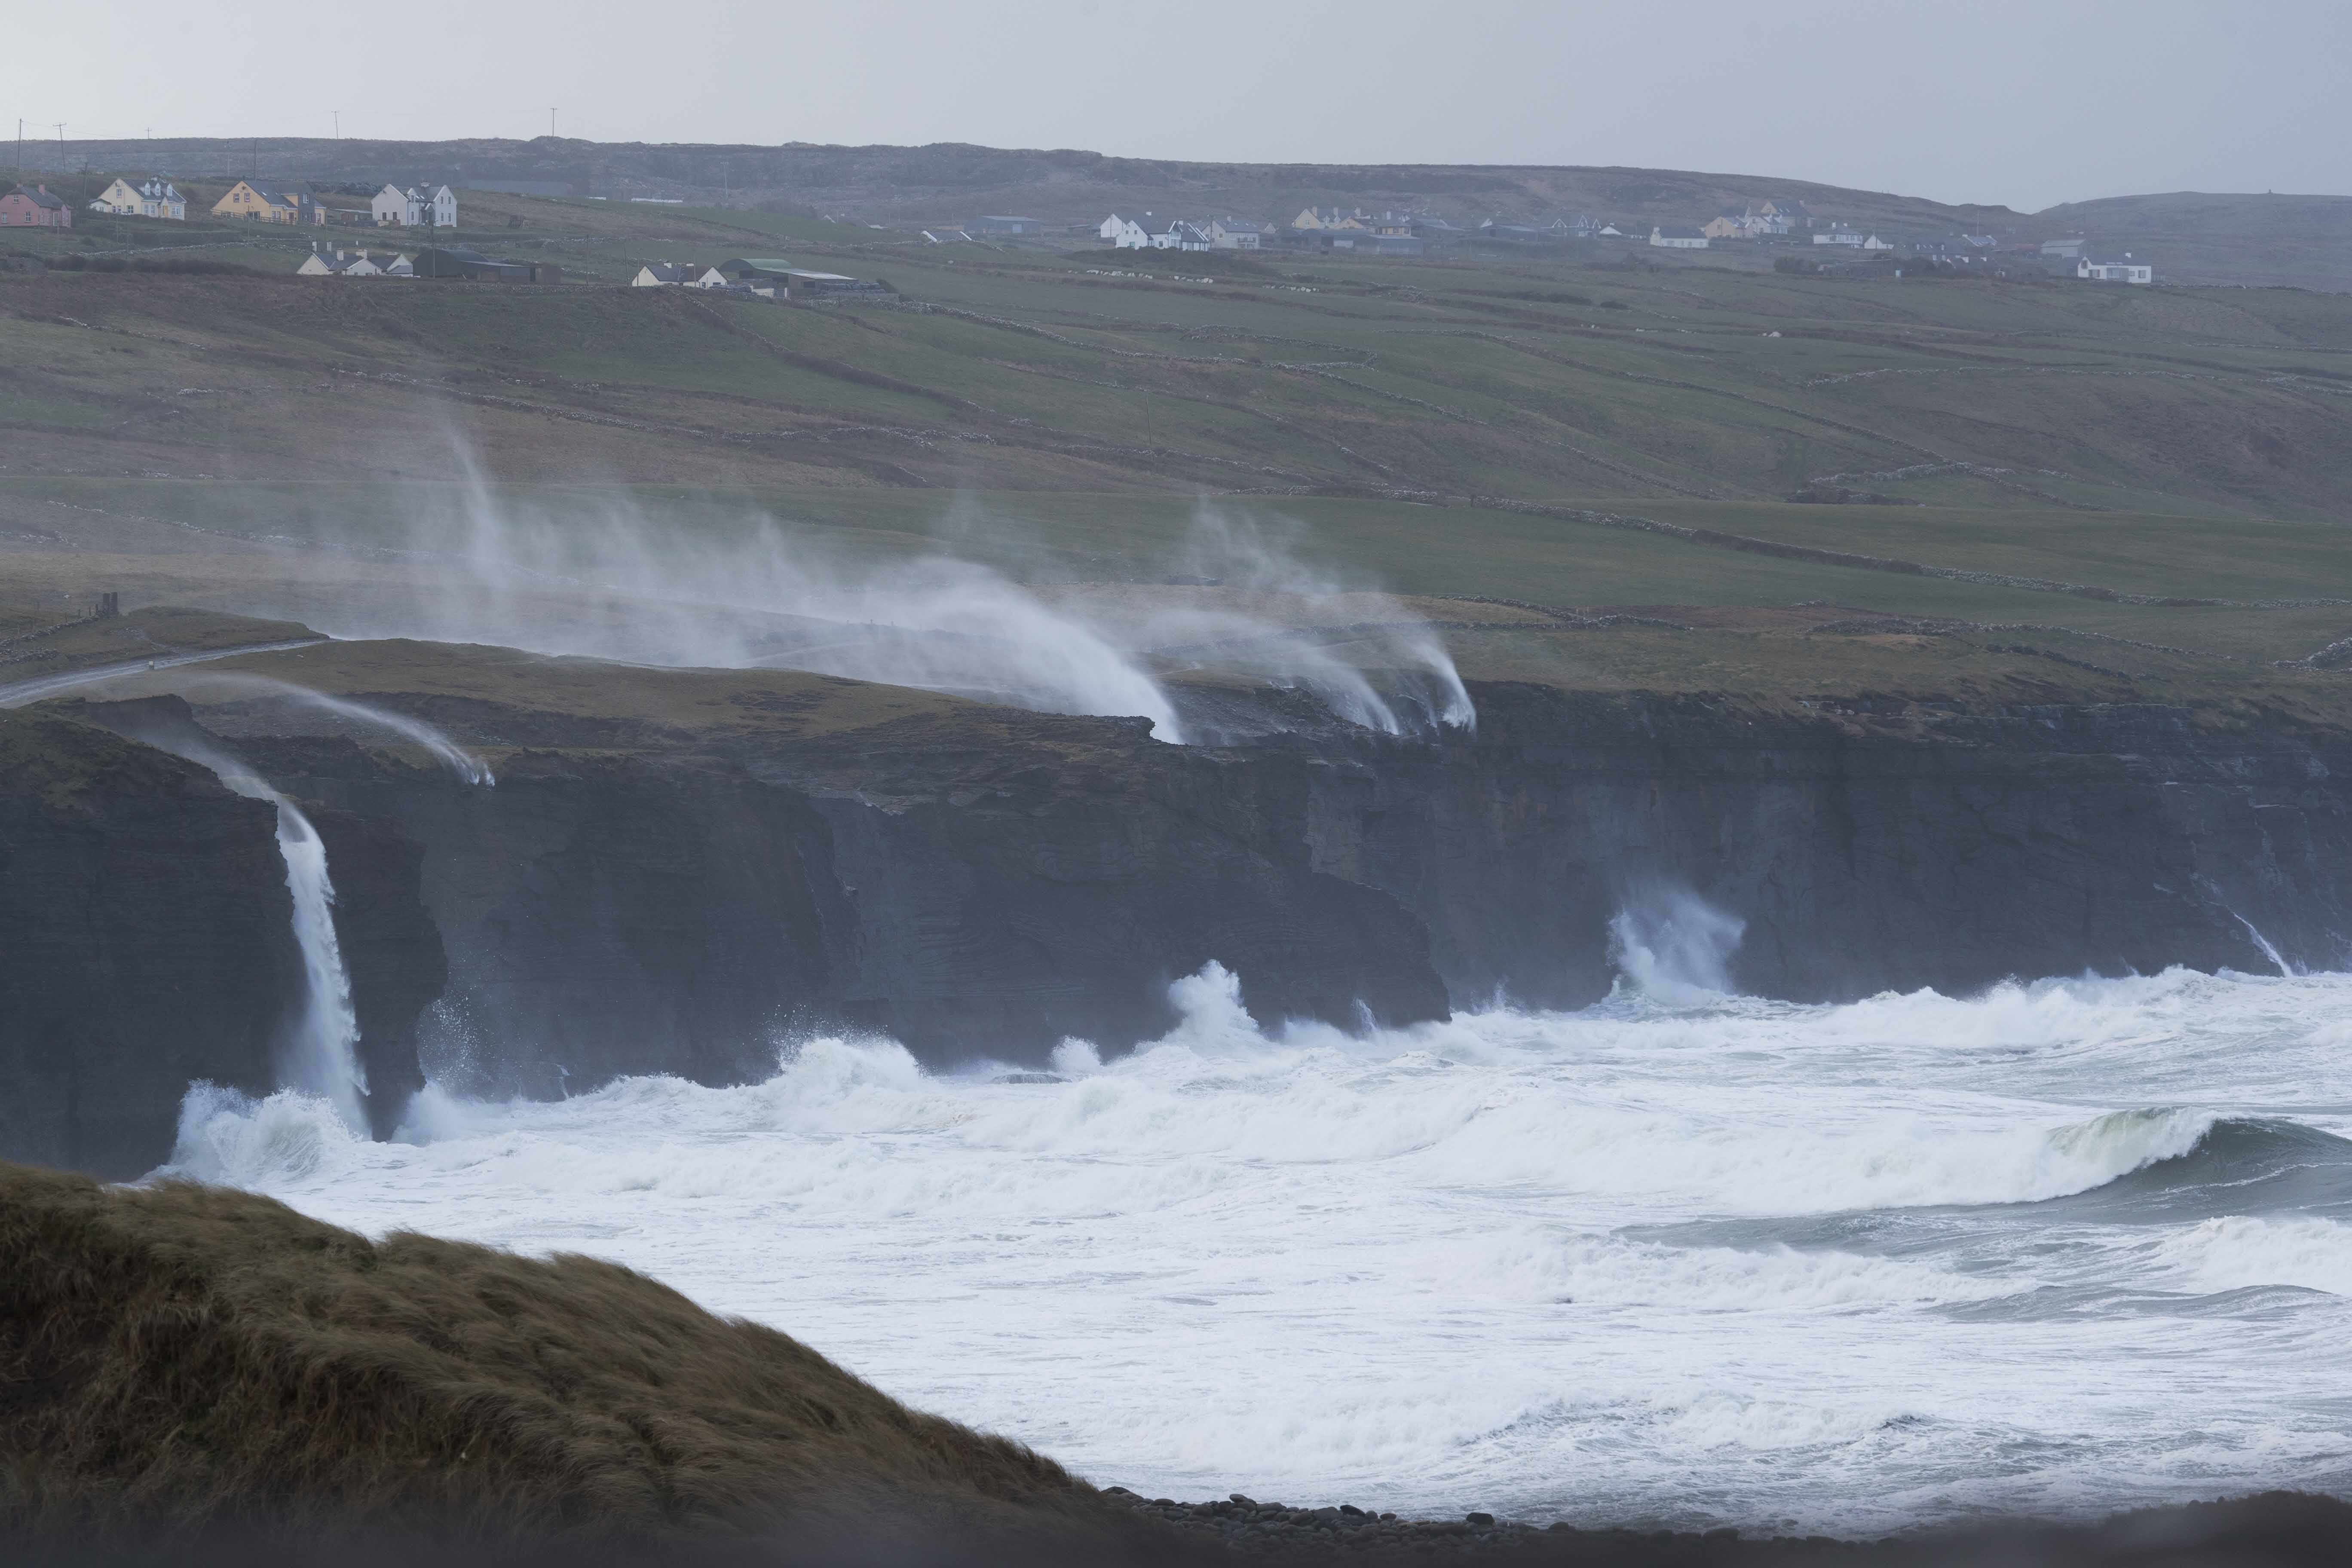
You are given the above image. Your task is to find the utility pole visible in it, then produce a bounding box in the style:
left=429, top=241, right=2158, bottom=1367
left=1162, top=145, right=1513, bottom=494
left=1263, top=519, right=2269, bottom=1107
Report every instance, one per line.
left=333, top=110, right=340, bottom=139
left=550, top=107, right=558, bottom=138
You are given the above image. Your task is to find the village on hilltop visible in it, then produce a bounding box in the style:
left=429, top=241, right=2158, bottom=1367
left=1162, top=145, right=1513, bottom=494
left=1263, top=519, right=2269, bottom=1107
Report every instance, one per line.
left=1058, top=199, right=2153, bottom=282
left=3, top=171, right=2155, bottom=287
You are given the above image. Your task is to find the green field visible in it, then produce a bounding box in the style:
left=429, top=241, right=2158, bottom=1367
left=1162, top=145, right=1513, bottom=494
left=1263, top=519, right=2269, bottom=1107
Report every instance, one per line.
left=5, top=192, right=2352, bottom=707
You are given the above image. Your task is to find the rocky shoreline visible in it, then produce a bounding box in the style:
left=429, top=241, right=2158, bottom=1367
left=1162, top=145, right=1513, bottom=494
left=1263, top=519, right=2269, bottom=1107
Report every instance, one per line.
left=1096, top=1487, right=2352, bottom=1565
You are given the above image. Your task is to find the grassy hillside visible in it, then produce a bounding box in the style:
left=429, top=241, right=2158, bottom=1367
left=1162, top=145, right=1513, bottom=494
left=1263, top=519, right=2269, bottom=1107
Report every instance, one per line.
left=3, top=226, right=2348, bottom=514
left=0, top=1160, right=1128, bottom=1551
left=2037, top=192, right=2352, bottom=289
left=5, top=201, right=2352, bottom=705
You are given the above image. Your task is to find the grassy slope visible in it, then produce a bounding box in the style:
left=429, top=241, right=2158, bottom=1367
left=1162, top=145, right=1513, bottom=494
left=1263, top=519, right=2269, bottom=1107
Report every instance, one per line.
left=2036, top=192, right=2352, bottom=289
left=4, top=206, right=2351, bottom=697
left=0, top=1161, right=1124, bottom=1547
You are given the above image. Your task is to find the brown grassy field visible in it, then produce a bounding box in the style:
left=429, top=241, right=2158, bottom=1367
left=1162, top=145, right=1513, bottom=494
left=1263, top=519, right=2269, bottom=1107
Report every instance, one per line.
left=5, top=193, right=2352, bottom=713
left=0, top=1160, right=1137, bottom=1555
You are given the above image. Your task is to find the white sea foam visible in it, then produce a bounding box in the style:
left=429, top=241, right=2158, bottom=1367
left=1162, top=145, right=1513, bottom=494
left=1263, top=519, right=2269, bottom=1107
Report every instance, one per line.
left=163, top=965, right=2352, bottom=1534
left=2153, top=1216, right=2352, bottom=1297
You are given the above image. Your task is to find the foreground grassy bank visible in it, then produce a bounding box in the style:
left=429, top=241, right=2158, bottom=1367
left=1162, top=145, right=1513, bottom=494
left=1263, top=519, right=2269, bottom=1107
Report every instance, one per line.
left=5, top=1160, right=2350, bottom=1565
left=0, top=1161, right=1126, bottom=1555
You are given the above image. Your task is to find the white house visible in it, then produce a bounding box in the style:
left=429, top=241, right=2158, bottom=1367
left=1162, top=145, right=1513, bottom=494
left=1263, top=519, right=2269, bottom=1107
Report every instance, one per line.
left=1207, top=217, right=1265, bottom=250
left=631, top=262, right=697, bottom=286
left=687, top=265, right=729, bottom=288
left=2078, top=254, right=2153, bottom=284
left=90, top=177, right=185, bottom=220
left=372, top=181, right=457, bottom=228
left=1861, top=234, right=1894, bottom=251
left=1649, top=226, right=1708, bottom=250
left=1150, top=219, right=1210, bottom=251
left=1814, top=227, right=1865, bottom=247
left=383, top=252, right=414, bottom=277
left=1099, top=213, right=1152, bottom=248
left=297, top=244, right=386, bottom=277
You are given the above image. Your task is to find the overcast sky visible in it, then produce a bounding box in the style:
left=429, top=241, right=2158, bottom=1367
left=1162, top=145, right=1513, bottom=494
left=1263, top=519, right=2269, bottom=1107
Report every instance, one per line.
left=16, top=0, right=2344, bottom=212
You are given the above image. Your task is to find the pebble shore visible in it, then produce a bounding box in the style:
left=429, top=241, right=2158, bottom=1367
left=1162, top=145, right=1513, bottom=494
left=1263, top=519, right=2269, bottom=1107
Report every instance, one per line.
left=1098, top=1488, right=1804, bottom=1561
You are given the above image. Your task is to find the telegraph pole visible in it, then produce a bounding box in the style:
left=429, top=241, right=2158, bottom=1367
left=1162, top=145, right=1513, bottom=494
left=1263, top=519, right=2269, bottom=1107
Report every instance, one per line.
left=550, top=107, right=558, bottom=138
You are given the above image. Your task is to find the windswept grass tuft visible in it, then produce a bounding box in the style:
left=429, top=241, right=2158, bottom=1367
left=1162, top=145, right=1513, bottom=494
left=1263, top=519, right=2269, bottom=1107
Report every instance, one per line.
left=0, top=1161, right=1125, bottom=1554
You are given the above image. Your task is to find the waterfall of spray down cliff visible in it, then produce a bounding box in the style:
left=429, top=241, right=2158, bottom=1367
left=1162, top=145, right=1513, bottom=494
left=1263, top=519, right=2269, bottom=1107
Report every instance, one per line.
left=105, top=723, right=373, bottom=1133
left=267, top=793, right=369, bottom=1131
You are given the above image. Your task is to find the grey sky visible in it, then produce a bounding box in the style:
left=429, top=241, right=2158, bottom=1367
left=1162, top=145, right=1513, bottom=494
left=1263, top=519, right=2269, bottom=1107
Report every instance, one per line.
left=19, top=0, right=2346, bottom=211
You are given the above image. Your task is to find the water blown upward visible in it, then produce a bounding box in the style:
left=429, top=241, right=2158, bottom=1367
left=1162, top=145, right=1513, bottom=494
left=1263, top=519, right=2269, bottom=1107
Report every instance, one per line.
left=299, top=466, right=1472, bottom=741
left=177, top=672, right=495, bottom=785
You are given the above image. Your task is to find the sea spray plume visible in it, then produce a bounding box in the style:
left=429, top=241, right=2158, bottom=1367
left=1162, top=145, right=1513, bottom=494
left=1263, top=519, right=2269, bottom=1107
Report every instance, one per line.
left=314, top=444, right=1467, bottom=740
left=1609, top=884, right=1747, bottom=1004
left=336, top=462, right=1190, bottom=740
left=1101, top=501, right=1476, bottom=735
left=175, top=673, right=494, bottom=785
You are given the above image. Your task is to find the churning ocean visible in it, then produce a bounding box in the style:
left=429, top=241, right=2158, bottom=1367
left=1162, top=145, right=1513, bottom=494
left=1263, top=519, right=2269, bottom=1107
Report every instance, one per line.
left=166, top=962, right=2352, bottom=1537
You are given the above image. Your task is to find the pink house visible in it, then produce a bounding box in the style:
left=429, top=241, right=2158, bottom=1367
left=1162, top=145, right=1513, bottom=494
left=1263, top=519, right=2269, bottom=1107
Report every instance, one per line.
left=0, top=184, right=72, bottom=229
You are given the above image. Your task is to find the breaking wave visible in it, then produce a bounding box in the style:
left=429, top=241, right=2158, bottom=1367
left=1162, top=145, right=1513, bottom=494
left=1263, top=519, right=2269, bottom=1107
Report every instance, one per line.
left=156, top=963, right=2352, bottom=1533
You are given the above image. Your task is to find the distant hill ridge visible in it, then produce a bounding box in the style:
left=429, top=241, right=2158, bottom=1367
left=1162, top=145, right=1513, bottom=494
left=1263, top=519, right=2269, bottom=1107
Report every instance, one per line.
left=11, top=135, right=2034, bottom=230
left=15, top=137, right=2346, bottom=285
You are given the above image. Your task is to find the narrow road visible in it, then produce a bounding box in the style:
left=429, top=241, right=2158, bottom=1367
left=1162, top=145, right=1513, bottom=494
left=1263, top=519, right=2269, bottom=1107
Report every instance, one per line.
left=0, top=638, right=329, bottom=708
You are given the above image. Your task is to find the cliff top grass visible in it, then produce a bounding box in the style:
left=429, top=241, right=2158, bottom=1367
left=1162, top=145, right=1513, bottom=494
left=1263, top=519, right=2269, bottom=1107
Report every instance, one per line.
left=0, top=1160, right=1126, bottom=1553
left=0, top=707, right=225, bottom=815
left=190, top=639, right=1128, bottom=758
left=3, top=207, right=2350, bottom=722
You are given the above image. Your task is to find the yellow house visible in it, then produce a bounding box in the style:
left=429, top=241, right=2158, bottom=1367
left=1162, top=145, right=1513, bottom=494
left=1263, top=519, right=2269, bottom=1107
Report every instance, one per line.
left=211, top=180, right=321, bottom=224
left=1292, top=206, right=1369, bottom=232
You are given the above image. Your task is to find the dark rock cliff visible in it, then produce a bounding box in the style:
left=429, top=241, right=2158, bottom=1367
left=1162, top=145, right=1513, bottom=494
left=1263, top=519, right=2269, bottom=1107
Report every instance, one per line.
left=235, top=708, right=1447, bottom=1093
left=0, top=712, right=294, bottom=1176
left=13, top=674, right=2352, bottom=1175
left=1294, top=684, right=2352, bottom=1007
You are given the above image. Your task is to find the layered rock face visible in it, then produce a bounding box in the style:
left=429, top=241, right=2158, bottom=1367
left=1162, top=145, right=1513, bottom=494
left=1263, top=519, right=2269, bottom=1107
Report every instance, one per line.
left=1300, top=685, right=2352, bottom=1007
left=0, top=712, right=294, bottom=1176
left=236, top=711, right=1446, bottom=1093
left=12, top=672, right=2352, bottom=1176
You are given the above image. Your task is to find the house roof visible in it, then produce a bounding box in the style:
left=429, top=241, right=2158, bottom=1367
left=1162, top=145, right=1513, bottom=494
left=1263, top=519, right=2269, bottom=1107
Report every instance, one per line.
left=233, top=182, right=304, bottom=208
left=639, top=263, right=695, bottom=282
left=6, top=184, right=69, bottom=211
left=977, top=215, right=1040, bottom=223
left=718, top=258, right=795, bottom=275
left=1654, top=226, right=1706, bottom=238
